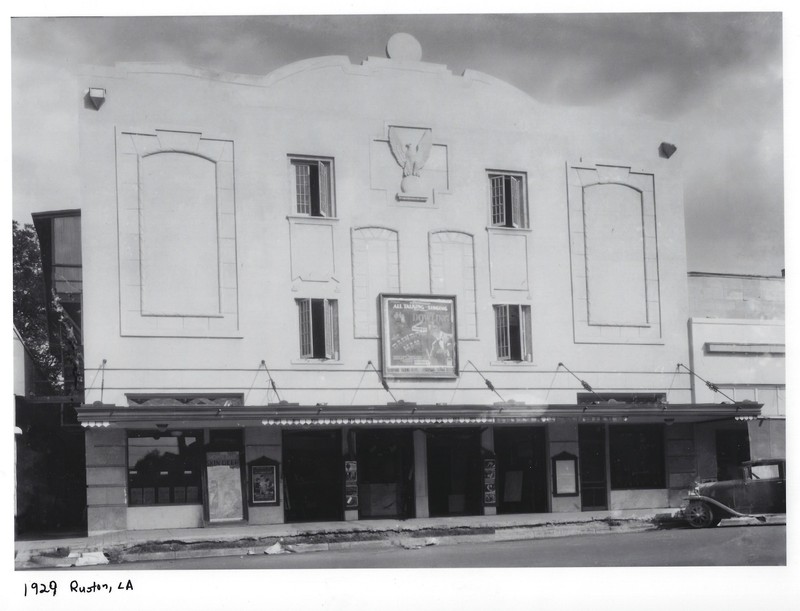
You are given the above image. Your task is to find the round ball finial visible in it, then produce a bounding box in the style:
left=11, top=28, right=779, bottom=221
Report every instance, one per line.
left=386, top=33, right=422, bottom=62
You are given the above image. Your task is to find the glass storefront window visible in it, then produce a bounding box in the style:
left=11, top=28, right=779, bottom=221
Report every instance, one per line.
left=127, top=431, right=203, bottom=505
left=608, top=424, right=666, bottom=489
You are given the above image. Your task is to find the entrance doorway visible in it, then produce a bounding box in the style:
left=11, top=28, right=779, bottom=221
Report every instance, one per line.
left=426, top=428, right=482, bottom=517
left=355, top=429, right=414, bottom=519
left=579, top=424, right=608, bottom=510
left=283, top=430, right=343, bottom=523
left=716, top=427, right=751, bottom=480
left=494, top=427, right=548, bottom=514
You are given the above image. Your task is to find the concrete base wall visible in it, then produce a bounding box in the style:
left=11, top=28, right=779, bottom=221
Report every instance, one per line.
left=128, top=505, right=204, bottom=530
left=609, top=489, right=668, bottom=509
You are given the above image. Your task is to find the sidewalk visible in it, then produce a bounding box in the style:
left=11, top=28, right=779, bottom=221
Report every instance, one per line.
left=14, top=508, right=783, bottom=569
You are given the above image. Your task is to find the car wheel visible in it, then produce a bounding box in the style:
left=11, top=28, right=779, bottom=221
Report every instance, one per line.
left=686, top=502, right=716, bottom=528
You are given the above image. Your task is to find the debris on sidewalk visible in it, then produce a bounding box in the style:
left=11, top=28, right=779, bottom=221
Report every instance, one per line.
left=265, top=541, right=285, bottom=555
left=75, top=551, right=110, bottom=566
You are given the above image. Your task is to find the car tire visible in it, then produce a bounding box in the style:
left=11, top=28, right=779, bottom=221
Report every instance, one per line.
left=686, top=501, right=716, bottom=528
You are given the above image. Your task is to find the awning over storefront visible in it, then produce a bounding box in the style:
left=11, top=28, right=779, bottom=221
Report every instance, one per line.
left=75, top=401, right=763, bottom=428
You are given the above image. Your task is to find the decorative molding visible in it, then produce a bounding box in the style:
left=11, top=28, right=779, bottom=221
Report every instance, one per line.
left=486, top=227, right=530, bottom=297
left=288, top=217, right=339, bottom=284
left=429, top=231, right=478, bottom=339
left=126, top=394, right=244, bottom=407
left=704, top=343, right=785, bottom=355
left=566, top=161, right=662, bottom=345
left=116, top=128, right=239, bottom=338
left=351, top=227, right=400, bottom=338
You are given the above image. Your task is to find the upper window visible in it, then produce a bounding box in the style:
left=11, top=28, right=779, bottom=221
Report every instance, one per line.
left=489, top=172, right=528, bottom=228
left=494, top=304, right=532, bottom=362
left=291, top=157, right=335, bottom=217
left=297, top=298, right=339, bottom=360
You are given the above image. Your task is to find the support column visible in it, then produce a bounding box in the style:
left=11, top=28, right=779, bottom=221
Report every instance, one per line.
left=548, top=422, right=580, bottom=513
left=244, top=426, right=284, bottom=524
left=343, top=427, right=358, bottom=521
left=481, top=427, right=496, bottom=516
left=665, top=423, right=698, bottom=508
left=413, top=429, right=429, bottom=518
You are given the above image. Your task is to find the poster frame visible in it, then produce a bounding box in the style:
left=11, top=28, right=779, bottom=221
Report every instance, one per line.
left=379, top=293, right=459, bottom=379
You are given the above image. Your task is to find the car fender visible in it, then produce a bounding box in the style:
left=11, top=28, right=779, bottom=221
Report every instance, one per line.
left=683, top=495, right=757, bottom=520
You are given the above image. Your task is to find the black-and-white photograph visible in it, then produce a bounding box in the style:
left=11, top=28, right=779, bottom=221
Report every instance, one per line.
left=8, top=5, right=792, bottom=610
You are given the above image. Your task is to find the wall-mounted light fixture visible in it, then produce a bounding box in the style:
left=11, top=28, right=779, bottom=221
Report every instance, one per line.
left=87, top=87, right=106, bottom=110
left=659, top=142, right=677, bottom=159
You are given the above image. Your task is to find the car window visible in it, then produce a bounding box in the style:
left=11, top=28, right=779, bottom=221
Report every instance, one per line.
left=750, top=464, right=780, bottom=480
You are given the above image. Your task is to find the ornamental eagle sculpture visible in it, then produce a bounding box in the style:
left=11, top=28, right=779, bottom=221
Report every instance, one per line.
left=389, top=127, right=433, bottom=178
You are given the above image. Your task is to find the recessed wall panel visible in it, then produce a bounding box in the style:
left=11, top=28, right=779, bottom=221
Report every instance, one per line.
left=140, top=153, right=220, bottom=316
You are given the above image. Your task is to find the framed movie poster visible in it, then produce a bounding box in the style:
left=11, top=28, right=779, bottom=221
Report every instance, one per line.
left=251, top=464, right=278, bottom=505
left=206, top=451, right=244, bottom=522
left=552, top=452, right=579, bottom=496
left=379, top=294, right=458, bottom=378
left=483, top=458, right=497, bottom=506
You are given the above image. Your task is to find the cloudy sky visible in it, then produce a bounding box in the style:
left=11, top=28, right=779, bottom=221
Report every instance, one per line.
left=11, top=11, right=785, bottom=275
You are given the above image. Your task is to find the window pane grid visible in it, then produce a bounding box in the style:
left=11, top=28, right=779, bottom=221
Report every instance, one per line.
left=490, top=175, right=505, bottom=225
left=127, top=431, right=202, bottom=506
left=489, top=172, right=527, bottom=228
left=292, top=158, right=334, bottom=217
left=298, top=298, right=339, bottom=359
left=298, top=299, right=313, bottom=357
left=495, top=304, right=510, bottom=359
left=295, top=163, right=312, bottom=214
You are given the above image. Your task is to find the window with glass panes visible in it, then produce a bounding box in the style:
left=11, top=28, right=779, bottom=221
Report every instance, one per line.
left=127, top=431, right=203, bottom=505
left=291, top=157, right=334, bottom=217
left=609, top=425, right=666, bottom=489
left=494, top=304, right=532, bottom=361
left=489, top=172, right=527, bottom=228
left=297, top=298, right=339, bottom=359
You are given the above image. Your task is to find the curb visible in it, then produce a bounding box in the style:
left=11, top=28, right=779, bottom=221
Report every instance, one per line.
left=16, top=517, right=659, bottom=567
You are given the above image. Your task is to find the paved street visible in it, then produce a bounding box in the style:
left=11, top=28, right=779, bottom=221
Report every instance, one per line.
left=73, top=523, right=785, bottom=569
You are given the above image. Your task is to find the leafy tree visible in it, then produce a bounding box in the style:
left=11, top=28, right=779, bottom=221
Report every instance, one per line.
left=13, top=221, right=62, bottom=392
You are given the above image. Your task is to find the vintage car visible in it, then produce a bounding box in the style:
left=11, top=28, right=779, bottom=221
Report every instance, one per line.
left=682, top=459, right=786, bottom=528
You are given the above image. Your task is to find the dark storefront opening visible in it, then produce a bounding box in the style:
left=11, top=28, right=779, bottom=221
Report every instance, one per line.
left=608, top=424, right=666, bottom=489
left=426, top=428, right=482, bottom=517
left=716, top=427, right=751, bottom=480
left=494, top=427, right=548, bottom=514
left=15, top=402, right=87, bottom=538
left=579, top=424, right=607, bottom=510
left=283, top=429, right=343, bottom=523
left=355, top=429, right=414, bottom=519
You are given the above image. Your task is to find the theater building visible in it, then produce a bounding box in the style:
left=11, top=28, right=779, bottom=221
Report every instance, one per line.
left=54, top=33, right=768, bottom=534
